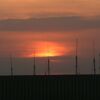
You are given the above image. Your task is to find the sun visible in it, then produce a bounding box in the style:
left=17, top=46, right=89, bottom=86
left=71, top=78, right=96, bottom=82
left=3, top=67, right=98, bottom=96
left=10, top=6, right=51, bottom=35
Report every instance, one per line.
left=36, top=49, right=58, bottom=57
left=26, top=41, right=73, bottom=58
left=30, top=42, right=62, bottom=57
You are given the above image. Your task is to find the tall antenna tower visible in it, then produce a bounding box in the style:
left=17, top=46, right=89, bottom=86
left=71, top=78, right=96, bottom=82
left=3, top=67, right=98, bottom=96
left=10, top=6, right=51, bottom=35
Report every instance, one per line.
left=44, top=71, right=47, bottom=75
left=75, top=39, right=78, bottom=75
left=33, top=49, right=36, bottom=75
left=92, top=40, right=96, bottom=75
left=47, top=53, right=50, bottom=75
left=45, top=42, right=51, bottom=75
left=10, top=54, right=13, bottom=76
left=99, top=54, right=100, bottom=74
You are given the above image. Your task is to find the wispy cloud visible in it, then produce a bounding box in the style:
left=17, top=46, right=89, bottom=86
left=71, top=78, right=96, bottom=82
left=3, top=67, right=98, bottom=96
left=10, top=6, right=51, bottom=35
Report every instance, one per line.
left=0, top=0, right=100, bottom=19
left=0, top=16, right=100, bottom=32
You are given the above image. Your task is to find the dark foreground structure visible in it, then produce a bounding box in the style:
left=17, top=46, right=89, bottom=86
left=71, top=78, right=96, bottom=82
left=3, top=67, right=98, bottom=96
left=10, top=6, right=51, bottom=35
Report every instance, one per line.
left=0, top=75, right=100, bottom=99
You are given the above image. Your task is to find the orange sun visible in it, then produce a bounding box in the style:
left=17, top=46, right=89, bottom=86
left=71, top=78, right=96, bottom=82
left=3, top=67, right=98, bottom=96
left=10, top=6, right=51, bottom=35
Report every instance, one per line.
left=27, top=41, right=73, bottom=58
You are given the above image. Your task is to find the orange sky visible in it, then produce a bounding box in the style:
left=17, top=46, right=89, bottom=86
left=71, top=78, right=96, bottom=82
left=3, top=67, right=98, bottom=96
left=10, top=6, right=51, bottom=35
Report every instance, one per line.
left=0, top=0, right=100, bottom=19
left=0, top=0, right=100, bottom=75
left=27, top=41, right=73, bottom=58
left=0, top=32, right=74, bottom=57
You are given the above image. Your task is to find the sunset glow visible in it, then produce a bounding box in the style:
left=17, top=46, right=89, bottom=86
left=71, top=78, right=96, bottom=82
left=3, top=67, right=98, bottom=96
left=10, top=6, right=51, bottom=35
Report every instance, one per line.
left=0, top=0, right=100, bottom=75
left=28, top=42, right=72, bottom=58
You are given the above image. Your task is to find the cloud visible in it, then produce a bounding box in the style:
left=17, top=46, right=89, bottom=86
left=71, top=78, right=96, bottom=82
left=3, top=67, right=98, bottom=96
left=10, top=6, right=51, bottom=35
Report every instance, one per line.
left=0, top=16, right=100, bottom=32
left=0, top=0, right=100, bottom=19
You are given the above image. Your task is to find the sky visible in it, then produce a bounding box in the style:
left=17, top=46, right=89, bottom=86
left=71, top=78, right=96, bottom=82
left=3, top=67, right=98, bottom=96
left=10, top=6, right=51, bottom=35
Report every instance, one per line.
left=0, top=0, right=100, bottom=75
left=0, top=0, right=100, bottom=19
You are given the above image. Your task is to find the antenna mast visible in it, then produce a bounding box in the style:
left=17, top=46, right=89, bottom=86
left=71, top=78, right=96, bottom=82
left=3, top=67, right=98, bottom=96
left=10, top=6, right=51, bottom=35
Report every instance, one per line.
left=47, top=54, right=50, bottom=75
left=33, top=49, right=36, bottom=75
left=47, top=46, right=51, bottom=75
left=93, top=40, right=96, bottom=75
left=10, top=54, right=13, bottom=76
left=46, top=42, right=51, bottom=75
left=75, top=39, right=78, bottom=75
left=99, top=54, right=100, bottom=74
